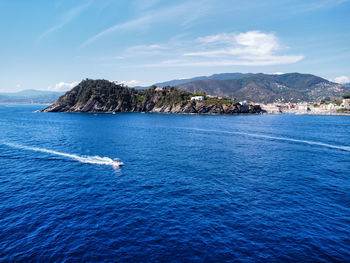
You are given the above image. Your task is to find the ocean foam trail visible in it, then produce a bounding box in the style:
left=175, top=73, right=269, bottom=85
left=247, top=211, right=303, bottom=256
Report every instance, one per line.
left=177, top=127, right=350, bottom=152
left=3, top=142, right=117, bottom=166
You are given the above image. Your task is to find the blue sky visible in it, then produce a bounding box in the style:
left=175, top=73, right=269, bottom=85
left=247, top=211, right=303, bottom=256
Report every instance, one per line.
left=0, top=0, right=349, bottom=92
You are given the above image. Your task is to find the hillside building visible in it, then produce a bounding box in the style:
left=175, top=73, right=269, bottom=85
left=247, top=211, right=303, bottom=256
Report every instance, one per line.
left=343, top=98, right=350, bottom=109
left=191, top=96, right=204, bottom=101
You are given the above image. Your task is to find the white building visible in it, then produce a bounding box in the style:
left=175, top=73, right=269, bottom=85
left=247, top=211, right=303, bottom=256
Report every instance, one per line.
left=320, top=104, right=328, bottom=111
left=240, top=101, right=248, bottom=106
left=327, top=103, right=336, bottom=111
left=191, top=96, right=204, bottom=101
left=297, top=104, right=308, bottom=112
left=261, top=104, right=281, bottom=114
left=343, top=98, right=350, bottom=109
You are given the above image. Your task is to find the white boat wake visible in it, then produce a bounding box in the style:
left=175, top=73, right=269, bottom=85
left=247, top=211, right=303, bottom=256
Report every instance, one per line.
left=3, top=142, right=122, bottom=166
left=177, top=127, right=350, bottom=152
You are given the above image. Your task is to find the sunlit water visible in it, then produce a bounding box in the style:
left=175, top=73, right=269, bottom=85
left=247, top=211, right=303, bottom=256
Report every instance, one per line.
left=0, top=104, right=350, bottom=262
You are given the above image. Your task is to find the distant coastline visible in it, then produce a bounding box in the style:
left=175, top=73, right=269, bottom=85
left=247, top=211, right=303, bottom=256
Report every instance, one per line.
left=0, top=90, right=63, bottom=105
left=260, top=97, right=350, bottom=115
left=0, top=103, right=51, bottom=105
left=294, top=112, right=350, bottom=116
left=41, top=78, right=350, bottom=116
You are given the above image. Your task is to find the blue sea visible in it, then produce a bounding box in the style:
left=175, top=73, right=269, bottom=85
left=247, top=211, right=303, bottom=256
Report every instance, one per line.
left=0, top=104, right=350, bottom=262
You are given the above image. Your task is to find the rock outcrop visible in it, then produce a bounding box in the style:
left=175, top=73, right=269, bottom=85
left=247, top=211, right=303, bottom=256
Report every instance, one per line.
left=42, top=79, right=265, bottom=114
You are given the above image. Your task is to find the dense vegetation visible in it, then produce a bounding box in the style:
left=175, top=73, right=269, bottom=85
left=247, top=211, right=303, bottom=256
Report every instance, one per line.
left=43, top=79, right=264, bottom=114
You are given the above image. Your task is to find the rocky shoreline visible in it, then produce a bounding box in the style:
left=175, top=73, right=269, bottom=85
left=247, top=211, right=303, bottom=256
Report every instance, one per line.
left=42, top=100, right=264, bottom=114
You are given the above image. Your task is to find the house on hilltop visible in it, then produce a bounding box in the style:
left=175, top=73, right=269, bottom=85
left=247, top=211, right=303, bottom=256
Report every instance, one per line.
left=191, top=96, right=204, bottom=101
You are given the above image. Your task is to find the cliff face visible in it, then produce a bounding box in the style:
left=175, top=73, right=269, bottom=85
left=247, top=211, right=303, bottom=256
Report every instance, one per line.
left=42, top=79, right=264, bottom=114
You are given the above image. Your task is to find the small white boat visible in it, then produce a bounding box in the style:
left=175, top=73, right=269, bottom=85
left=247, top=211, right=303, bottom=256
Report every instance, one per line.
left=113, top=158, right=124, bottom=166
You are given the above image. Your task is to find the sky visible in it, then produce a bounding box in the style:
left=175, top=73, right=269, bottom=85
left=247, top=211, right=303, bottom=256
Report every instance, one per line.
left=0, top=0, right=349, bottom=92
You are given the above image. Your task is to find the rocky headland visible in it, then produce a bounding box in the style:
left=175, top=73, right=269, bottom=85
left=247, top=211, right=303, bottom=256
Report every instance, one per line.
left=41, top=79, right=265, bottom=114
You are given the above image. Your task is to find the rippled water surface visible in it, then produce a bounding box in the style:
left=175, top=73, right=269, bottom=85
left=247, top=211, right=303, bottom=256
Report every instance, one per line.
left=1, top=104, right=350, bottom=262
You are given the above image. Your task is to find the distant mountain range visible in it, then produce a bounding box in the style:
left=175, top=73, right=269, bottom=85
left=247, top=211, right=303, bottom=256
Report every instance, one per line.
left=153, top=73, right=350, bottom=103
left=0, top=89, right=64, bottom=104
left=153, top=73, right=248, bottom=87
left=2, top=73, right=349, bottom=104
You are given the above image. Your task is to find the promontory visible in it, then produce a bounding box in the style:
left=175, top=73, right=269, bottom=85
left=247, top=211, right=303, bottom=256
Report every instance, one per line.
left=41, top=79, right=264, bottom=114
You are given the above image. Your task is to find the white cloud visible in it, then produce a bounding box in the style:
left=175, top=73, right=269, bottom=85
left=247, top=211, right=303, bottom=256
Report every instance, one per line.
left=127, top=44, right=167, bottom=53
left=39, top=1, right=91, bottom=40
left=138, top=57, right=302, bottom=68
left=183, top=31, right=303, bottom=65
left=48, top=81, right=79, bottom=91
left=81, top=1, right=211, bottom=47
left=272, top=72, right=285, bottom=75
left=81, top=16, right=152, bottom=47
left=121, top=44, right=169, bottom=57
left=127, top=31, right=303, bottom=68
left=333, top=76, right=350, bottom=84
left=118, top=80, right=147, bottom=87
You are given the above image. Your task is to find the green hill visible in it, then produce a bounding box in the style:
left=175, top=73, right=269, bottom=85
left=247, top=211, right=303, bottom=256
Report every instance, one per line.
left=175, top=73, right=350, bottom=103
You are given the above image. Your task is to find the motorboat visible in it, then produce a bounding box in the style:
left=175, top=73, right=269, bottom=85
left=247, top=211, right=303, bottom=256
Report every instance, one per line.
left=113, top=158, right=124, bottom=166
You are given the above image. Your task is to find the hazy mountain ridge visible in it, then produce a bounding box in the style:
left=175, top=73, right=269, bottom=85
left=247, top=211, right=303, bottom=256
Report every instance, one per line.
left=0, top=89, right=64, bottom=104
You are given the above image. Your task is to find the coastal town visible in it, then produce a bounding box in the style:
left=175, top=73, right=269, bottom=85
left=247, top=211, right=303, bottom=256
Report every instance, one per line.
left=258, top=95, right=350, bottom=115
left=187, top=93, right=350, bottom=115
